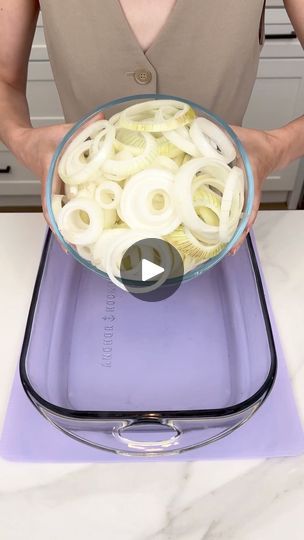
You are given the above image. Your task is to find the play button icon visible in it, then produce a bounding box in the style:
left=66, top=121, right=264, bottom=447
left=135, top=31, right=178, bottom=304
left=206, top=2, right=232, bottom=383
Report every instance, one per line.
left=120, top=238, right=184, bottom=302
left=142, top=259, right=164, bottom=282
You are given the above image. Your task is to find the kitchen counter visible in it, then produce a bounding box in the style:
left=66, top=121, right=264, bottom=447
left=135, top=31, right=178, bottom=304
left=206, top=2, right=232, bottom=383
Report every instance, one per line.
left=0, top=211, right=303, bottom=540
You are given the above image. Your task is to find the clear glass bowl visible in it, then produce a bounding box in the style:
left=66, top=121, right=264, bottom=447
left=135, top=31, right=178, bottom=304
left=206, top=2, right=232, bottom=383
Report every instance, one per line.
left=46, top=94, right=254, bottom=282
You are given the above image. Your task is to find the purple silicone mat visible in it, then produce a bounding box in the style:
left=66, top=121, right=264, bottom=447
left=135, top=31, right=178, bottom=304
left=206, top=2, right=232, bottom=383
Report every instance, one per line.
left=1, top=236, right=304, bottom=461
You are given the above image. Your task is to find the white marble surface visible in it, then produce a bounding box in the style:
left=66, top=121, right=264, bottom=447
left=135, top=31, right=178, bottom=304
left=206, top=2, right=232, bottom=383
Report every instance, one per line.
left=0, top=211, right=304, bottom=540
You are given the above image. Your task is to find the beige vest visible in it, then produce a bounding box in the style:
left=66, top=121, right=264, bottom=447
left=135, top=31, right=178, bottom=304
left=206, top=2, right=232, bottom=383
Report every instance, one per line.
left=39, top=0, right=266, bottom=124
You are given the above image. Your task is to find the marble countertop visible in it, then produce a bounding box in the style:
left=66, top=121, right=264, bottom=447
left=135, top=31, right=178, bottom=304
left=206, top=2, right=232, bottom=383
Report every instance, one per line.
left=0, top=211, right=303, bottom=540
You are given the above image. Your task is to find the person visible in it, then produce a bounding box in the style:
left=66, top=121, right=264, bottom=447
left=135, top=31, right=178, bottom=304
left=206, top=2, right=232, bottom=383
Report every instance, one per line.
left=0, top=0, right=303, bottom=251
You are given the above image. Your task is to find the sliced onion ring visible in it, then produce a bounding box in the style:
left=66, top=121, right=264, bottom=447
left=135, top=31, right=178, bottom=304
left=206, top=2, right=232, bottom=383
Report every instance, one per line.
left=190, top=118, right=236, bottom=164
left=95, top=181, right=122, bottom=209
left=118, top=100, right=196, bottom=132
left=166, top=226, right=225, bottom=262
left=57, top=197, right=104, bottom=246
left=153, top=155, right=179, bottom=173
left=104, top=209, right=117, bottom=229
left=164, top=126, right=200, bottom=157
left=52, top=195, right=66, bottom=221
left=105, top=231, right=173, bottom=292
left=102, top=132, right=157, bottom=177
left=76, top=244, right=94, bottom=261
left=156, top=136, right=183, bottom=158
left=92, top=229, right=125, bottom=271
left=174, top=158, right=231, bottom=244
left=59, top=121, right=115, bottom=185
left=114, top=128, right=145, bottom=156
left=120, top=168, right=181, bottom=235
left=219, top=167, right=244, bottom=242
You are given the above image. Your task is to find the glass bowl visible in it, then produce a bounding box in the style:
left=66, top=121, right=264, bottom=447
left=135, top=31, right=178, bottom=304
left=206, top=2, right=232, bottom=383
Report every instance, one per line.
left=46, top=94, right=254, bottom=284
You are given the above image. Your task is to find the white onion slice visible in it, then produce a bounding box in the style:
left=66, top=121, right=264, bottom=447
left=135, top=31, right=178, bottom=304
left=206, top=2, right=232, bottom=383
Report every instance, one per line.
left=92, top=229, right=125, bottom=271
left=115, top=149, right=135, bottom=161
left=174, top=158, right=231, bottom=243
left=109, top=113, right=121, bottom=126
left=121, top=245, right=142, bottom=279
left=174, top=153, right=186, bottom=167
left=60, top=120, right=107, bottom=156
left=182, top=154, right=192, bottom=165
left=193, top=169, right=241, bottom=241
left=102, top=171, right=129, bottom=182
left=196, top=206, right=219, bottom=226
left=120, top=168, right=181, bottom=235
left=77, top=182, right=96, bottom=199
left=58, top=120, right=107, bottom=182
left=219, top=167, right=244, bottom=242
left=190, top=118, right=236, bottom=164
left=156, top=136, right=182, bottom=158
left=164, top=126, right=200, bottom=157
left=184, top=228, right=224, bottom=260
left=153, top=155, right=179, bottom=173
left=95, top=181, right=122, bottom=209
left=102, top=132, right=157, bottom=177
left=104, top=209, right=118, bottom=229
left=114, top=128, right=145, bottom=156
left=62, top=140, right=91, bottom=178
left=166, top=226, right=224, bottom=261
left=105, top=231, right=173, bottom=292
left=118, top=100, right=196, bottom=132
left=76, top=244, right=94, bottom=261
left=193, top=184, right=221, bottom=227
left=65, top=184, right=79, bottom=199
left=57, top=197, right=104, bottom=246
left=59, top=121, right=115, bottom=184
left=52, top=195, right=66, bottom=221
left=183, top=254, right=199, bottom=274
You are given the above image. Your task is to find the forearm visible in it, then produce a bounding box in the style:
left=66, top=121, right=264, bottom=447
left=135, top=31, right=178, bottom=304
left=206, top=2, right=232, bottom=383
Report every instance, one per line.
left=271, top=115, right=304, bottom=170
left=0, top=80, right=32, bottom=156
left=0, top=0, right=39, bottom=155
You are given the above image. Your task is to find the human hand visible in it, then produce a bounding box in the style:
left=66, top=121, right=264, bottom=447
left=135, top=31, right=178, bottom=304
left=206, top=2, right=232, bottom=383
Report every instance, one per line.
left=230, top=125, right=284, bottom=253
left=14, top=122, right=75, bottom=222
left=14, top=113, right=104, bottom=222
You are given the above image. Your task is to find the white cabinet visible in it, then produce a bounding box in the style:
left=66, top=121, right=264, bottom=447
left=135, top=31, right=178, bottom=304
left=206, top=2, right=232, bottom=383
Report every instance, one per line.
left=243, top=57, right=304, bottom=205
left=243, top=1, right=304, bottom=207
left=0, top=60, right=63, bottom=205
left=27, top=62, right=63, bottom=118
left=0, top=21, right=63, bottom=205
left=0, top=61, right=63, bottom=202
left=0, top=153, right=40, bottom=197
left=0, top=10, right=64, bottom=205
left=267, top=0, right=284, bottom=6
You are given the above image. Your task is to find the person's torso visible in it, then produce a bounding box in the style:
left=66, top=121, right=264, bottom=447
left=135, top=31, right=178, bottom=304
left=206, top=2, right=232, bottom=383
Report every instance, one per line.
left=39, top=0, right=266, bottom=124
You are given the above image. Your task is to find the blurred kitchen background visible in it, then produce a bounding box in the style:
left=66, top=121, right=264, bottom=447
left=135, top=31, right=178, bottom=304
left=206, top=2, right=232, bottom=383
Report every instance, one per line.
left=0, top=0, right=303, bottom=211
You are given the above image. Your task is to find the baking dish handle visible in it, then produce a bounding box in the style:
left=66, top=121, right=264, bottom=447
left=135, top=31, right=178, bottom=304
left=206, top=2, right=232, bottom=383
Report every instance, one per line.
left=111, top=411, right=259, bottom=455
left=40, top=402, right=262, bottom=457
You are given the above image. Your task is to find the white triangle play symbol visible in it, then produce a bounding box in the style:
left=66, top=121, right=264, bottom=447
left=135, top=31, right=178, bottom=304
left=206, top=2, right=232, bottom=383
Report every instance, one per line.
left=142, top=259, right=165, bottom=282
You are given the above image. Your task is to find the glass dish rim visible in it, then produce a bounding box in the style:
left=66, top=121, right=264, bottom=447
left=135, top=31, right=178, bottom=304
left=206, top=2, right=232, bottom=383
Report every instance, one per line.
left=45, top=93, right=255, bottom=284
left=19, top=231, right=277, bottom=421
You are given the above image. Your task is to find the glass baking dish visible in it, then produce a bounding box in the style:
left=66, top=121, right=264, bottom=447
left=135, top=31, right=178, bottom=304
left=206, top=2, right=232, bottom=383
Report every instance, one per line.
left=20, top=232, right=277, bottom=457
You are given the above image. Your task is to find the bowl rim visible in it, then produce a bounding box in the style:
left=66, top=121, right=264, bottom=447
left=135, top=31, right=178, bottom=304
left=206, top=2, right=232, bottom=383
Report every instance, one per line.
left=46, top=93, right=255, bottom=283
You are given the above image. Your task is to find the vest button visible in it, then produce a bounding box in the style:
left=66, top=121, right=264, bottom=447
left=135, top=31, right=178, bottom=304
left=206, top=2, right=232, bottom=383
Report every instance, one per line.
left=134, top=69, right=152, bottom=85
